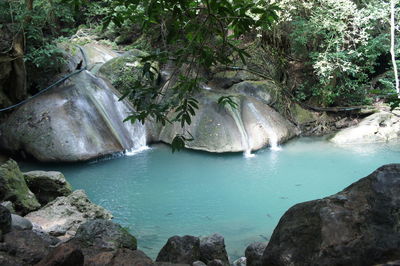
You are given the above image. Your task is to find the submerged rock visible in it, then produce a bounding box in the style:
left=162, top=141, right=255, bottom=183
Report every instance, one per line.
left=0, top=160, right=40, bottom=214
left=262, top=164, right=400, bottom=265
left=73, top=219, right=137, bottom=250
left=331, top=110, right=400, bottom=144
left=199, top=234, right=229, bottom=266
left=156, top=235, right=201, bottom=264
left=23, top=170, right=72, bottom=205
left=244, top=242, right=266, bottom=266
left=25, top=190, right=112, bottom=238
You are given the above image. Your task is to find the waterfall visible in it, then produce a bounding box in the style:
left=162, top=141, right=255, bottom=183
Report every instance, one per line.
left=112, top=94, right=149, bottom=156
left=227, top=105, right=254, bottom=157
left=85, top=71, right=148, bottom=155
left=247, top=102, right=281, bottom=151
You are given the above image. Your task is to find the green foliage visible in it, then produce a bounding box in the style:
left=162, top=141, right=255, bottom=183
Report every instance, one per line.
left=100, top=0, right=279, bottom=151
left=277, top=0, right=395, bottom=106
left=218, top=95, right=239, bottom=109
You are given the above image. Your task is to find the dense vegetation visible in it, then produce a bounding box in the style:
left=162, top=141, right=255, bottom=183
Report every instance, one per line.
left=1, top=0, right=399, bottom=140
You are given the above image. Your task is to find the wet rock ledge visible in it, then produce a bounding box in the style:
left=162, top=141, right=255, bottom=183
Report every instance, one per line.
left=1, top=158, right=400, bottom=265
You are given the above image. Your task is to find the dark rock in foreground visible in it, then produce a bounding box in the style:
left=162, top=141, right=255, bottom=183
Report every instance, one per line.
left=35, top=242, right=84, bottom=266
left=156, top=235, right=201, bottom=264
left=200, top=234, right=229, bottom=266
left=262, top=164, right=400, bottom=266
left=1, top=230, right=50, bottom=265
left=74, top=219, right=137, bottom=250
left=245, top=242, right=266, bottom=266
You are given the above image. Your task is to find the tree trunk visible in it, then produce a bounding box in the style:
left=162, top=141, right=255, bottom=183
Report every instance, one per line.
left=390, top=0, right=399, bottom=97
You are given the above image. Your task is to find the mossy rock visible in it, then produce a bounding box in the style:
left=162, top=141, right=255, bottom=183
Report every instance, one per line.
left=289, top=103, right=317, bottom=125
left=230, top=80, right=280, bottom=105
left=0, top=160, right=40, bottom=215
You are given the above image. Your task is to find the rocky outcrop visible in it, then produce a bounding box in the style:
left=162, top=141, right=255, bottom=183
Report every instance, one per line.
left=25, top=190, right=112, bottom=238
left=0, top=69, right=147, bottom=162
left=23, top=171, right=72, bottom=205
left=156, top=235, right=201, bottom=264
left=245, top=242, right=266, bottom=266
left=0, top=41, right=147, bottom=162
left=158, top=91, right=298, bottom=153
left=0, top=160, right=40, bottom=214
left=73, top=219, right=137, bottom=250
left=262, top=164, right=400, bottom=266
left=331, top=110, right=400, bottom=144
left=199, top=234, right=229, bottom=266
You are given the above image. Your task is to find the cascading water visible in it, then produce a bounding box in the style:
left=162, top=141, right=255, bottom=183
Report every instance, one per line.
left=85, top=71, right=148, bottom=155
left=227, top=105, right=254, bottom=157
left=78, top=44, right=148, bottom=155
left=112, top=94, right=149, bottom=155
left=247, top=102, right=281, bottom=151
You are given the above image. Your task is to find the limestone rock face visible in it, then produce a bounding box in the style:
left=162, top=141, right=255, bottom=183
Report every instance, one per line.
left=74, top=219, right=137, bottom=250
left=199, top=234, right=229, bottom=266
left=156, top=235, right=201, bottom=264
left=158, top=91, right=298, bottom=153
left=262, top=164, right=400, bottom=266
left=0, top=160, right=40, bottom=214
left=331, top=111, right=400, bottom=144
left=0, top=70, right=146, bottom=162
left=25, top=190, right=112, bottom=238
left=23, top=171, right=72, bottom=205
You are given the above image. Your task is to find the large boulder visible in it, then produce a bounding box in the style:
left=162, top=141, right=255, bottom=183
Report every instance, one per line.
left=73, top=219, right=137, bottom=250
left=262, top=164, right=400, bottom=266
left=0, top=230, right=50, bottom=264
left=0, top=70, right=146, bottom=162
left=156, top=235, right=201, bottom=264
left=331, top=110, right=400, bottom=144
left=0, top=160, right=40, bottom=214
left=25, top=190, right=112, bottom=238
left=199, top=234, right=229, bottom=266
left=157, top=91, right=298, bottom=153
left=23, top=171, right=72, bottom=205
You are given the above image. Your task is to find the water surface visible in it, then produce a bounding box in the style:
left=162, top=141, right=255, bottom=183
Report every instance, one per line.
left=21, top=137, right=400, bottom=259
